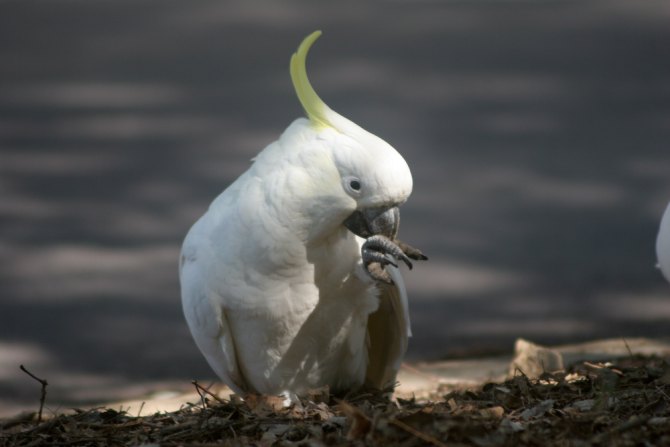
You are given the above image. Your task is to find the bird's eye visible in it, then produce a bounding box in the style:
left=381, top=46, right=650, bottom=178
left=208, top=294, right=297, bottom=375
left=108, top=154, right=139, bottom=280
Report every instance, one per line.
left=343, top=176, right=362, bottom=196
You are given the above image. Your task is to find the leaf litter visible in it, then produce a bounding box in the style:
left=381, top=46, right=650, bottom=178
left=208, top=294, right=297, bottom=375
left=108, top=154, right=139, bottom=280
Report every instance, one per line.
left=2, top=354, right=670, bottom=446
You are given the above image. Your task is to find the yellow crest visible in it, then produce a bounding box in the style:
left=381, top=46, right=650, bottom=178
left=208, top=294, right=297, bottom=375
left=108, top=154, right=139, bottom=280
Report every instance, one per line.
left=290, top=30, right=332, bottom=129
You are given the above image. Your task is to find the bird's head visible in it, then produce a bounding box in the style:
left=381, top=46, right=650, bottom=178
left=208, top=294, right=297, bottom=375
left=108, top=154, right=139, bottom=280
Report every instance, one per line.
left=289, top=31, right=413, bottom=241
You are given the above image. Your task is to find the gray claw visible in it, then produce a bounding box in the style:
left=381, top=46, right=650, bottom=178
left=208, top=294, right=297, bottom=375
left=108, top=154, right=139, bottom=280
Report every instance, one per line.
left=395, top=240, right=428, bottom=261
left=362, top=248, right=399, bottom=269
left=364, top=235, right=413, bottom=270
left=361, top=235, right=427, bottom=283
left=362, top=235, right=414, bottom=283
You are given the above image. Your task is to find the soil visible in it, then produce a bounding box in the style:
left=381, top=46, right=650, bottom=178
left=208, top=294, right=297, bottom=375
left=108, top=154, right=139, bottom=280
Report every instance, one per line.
left=2, top=355, right=669, bottom=446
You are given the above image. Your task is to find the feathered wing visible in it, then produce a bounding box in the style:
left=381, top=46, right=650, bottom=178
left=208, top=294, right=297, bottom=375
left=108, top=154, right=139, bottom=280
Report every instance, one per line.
left=180, top=246, right=247, bottom=394
left=364, top=265, right=411, bottom=390
left=658, top=201, right=670, bottom=282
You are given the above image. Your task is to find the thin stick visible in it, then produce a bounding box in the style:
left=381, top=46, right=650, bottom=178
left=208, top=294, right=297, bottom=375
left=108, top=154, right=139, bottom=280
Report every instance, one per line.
left=192, top=380, right=227, bottom=405
left=192, top=380, right=207, bottom=408
left=137, top=401, right=146, bottom=418
left=19, top=364, right=48, bottom=423
left=622, top=337, right=634, bottom=359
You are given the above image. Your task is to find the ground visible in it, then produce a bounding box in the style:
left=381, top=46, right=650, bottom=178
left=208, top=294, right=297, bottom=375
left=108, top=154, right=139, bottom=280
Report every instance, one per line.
left=2, top=351, right=669, bottom=446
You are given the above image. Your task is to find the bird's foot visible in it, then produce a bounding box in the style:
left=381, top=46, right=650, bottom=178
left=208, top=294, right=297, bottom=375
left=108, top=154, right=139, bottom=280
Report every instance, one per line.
left=362, top=235, right=427, bottom=284
left=395, top=239, right=428, bottom=262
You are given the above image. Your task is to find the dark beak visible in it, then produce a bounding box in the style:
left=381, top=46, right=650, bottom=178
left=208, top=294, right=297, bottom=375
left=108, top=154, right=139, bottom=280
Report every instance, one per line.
left=344, top=206, right=400, bottom=239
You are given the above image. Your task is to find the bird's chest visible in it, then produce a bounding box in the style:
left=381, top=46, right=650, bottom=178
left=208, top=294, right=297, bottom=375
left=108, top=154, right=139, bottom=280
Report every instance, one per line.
left=229, top=260, right=379, bottom=395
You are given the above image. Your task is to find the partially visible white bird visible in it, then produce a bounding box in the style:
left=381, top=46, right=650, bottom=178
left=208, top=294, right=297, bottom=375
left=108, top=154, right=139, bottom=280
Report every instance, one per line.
left=657, top=201, right=670, bottom=283
left=179, top=31, right=426, bottom=398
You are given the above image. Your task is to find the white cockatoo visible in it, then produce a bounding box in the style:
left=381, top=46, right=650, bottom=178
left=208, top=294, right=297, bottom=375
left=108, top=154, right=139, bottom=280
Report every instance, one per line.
left=657, top=201, right=670, bottom=283
left=179, top=31, right=426, bottom=398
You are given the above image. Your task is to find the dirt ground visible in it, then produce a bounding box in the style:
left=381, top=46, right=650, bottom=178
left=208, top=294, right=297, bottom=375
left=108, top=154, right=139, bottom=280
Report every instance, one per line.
left=2, top=353, right=670, bottom=446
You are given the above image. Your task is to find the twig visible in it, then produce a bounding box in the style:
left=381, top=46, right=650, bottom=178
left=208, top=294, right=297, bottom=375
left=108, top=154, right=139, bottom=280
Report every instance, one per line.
left=20, top=364, right=48, bottom=423
left=390, top=418, right=450, bottom=447
left=512, top=366, right=528, bottom=379
left=622, top=337, right=634, bottom=359
left=192, top=380, right=227, bottom=406
left=192, top=380, right=207, bottom=408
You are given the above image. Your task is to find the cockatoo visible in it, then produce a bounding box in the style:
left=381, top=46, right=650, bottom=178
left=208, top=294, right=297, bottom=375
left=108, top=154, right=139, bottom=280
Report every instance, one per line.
left=657, top=201, right=670, bottom=283
left=179, top=31, right=426, bottom=398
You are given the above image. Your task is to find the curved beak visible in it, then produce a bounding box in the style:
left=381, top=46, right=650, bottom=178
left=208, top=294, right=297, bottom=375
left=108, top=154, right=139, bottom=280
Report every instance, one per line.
left=344, top=206, right=400, bottom=239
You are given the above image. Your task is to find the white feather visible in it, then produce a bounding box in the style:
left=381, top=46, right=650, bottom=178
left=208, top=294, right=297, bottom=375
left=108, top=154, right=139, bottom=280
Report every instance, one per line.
left=657, top=201, right=670, bottom=283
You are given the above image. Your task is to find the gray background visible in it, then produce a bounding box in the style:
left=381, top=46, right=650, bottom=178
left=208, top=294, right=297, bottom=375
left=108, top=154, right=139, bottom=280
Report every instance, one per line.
left=2, top=0, right=670, bottom=414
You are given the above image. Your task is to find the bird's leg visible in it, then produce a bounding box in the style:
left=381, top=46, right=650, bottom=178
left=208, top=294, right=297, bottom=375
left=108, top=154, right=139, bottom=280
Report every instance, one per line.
left=362, top=236, right=428, bottom=284
left=362, top=235, right=414, bottom=284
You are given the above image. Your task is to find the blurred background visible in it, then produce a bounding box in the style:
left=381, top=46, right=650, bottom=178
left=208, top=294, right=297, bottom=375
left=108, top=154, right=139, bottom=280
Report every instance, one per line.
left=1, top=0, right=669, bottom=415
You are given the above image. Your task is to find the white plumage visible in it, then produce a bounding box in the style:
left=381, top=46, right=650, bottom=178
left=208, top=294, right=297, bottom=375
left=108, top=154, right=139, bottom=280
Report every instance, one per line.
left=657, top=201, right=670, bottom=283
left=179, top=31, right=420, bottom=397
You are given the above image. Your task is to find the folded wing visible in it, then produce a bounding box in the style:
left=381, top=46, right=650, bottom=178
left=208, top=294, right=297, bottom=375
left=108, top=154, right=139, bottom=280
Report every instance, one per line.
left=365, top=265, right=411, bottom=390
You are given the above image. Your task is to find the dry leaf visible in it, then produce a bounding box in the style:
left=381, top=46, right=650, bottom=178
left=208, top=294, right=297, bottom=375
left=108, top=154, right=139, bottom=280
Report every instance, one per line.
left=479, top=406, right=505, bottom=419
